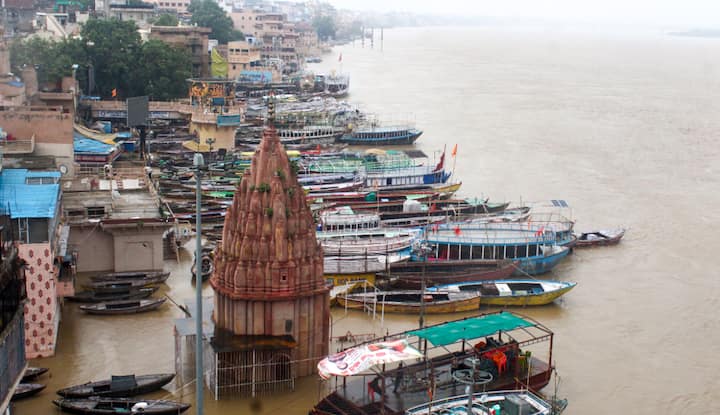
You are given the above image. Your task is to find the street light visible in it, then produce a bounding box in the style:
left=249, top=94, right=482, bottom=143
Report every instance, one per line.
left=193, top=152, right=205, bottom=415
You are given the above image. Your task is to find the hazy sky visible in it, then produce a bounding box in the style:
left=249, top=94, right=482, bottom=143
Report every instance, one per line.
left=327, top=0, right=720, bottom=26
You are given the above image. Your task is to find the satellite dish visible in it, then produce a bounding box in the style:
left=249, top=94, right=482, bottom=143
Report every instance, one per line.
left=59, top=164, right=69, bottom=175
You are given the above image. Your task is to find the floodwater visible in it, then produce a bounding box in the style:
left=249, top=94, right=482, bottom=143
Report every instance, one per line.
left=15, top=26, right=720, bottom=414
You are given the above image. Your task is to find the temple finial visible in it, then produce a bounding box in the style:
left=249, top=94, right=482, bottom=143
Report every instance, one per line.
left=267, top=92, right=275, bottom=125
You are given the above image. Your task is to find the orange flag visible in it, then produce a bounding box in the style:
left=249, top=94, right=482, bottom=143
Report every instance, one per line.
left=111, top=88, right=117, bottom=98
left=451, top=143, right=458, bottom=157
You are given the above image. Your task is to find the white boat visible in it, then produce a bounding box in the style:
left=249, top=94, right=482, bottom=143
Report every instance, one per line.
left=406, top=389, right=560, bottom=415
left=317, top=228, right=421, bottom=255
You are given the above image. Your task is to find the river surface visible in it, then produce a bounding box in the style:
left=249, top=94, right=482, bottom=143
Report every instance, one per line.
left=15, top=26, right=720, bottom=414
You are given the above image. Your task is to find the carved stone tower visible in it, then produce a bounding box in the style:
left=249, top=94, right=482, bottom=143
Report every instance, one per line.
left=210, top=100, right=329, bottom=385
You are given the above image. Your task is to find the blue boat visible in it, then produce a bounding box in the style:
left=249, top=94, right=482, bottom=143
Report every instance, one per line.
left=339, top=125, right=423, bottom=145
left=417, top=224, right=571, bottom=275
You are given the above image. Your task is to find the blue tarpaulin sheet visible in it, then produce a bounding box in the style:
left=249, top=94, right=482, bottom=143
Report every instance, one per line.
left=0, top=169, right=60, bottom=218
left=73, top=133, right=115, bottom=155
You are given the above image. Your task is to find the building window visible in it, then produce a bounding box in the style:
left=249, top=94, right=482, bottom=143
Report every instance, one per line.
left=87, top=206, right=105, bottom=218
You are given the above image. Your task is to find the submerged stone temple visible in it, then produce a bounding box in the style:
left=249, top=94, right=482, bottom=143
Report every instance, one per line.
left=208, top=102, right=329, bottom=396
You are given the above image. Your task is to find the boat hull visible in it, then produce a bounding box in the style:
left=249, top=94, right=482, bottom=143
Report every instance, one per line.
left=479, top=284, right=576, bottom=306
left=338, top=130, right=422, bottom=145
left=53, top=397, right=191, bottom=415
left=336, top=293, right=480, bottom=314
left=79, top=298, right=166, bottom=315
left=12, top=383, right=46, bottom=400
left=514, top=248, right=570, bottom=275
left=56, top=373, right=176, bottom=398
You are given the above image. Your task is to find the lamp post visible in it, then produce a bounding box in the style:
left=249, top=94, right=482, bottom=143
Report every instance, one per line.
left=193, top=152, right=205, bottom=415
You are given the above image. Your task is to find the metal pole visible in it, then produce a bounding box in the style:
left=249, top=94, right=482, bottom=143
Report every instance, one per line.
left=194, top=152, right=204, bottom=415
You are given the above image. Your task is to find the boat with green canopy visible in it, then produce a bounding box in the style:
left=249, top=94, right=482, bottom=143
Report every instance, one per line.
left=312, top=311, right=556, bottom=415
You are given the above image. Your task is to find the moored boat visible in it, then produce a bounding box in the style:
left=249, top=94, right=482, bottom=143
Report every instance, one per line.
left=406, top=389, right=558, bottom=415
left=312, top=311, right=556, bottom=414
left=22, top=366, right=49, bottom=381
left=575, top=228, right=626, bottom=247
left=12, top=383, right=46, bottom=400
left=53, top=397, right=190, bottom=415
left=317, top=228, right=421, bottom=256
left=421, top=225, right=571, bottom=275
left=66, top=288, right=158, bottom=303
left=78, top=298, right=166, bottom=315
left=56, top=373, right=176, bottom=398
left=339, top=125, right=422, bottom=145
left=377, top=260, right=517, bottom=290
left=83, top=275, right=168, bottom=293
left=429, top=279, right=577, bottom=306
left=336, top=290, right=481, bottom=314
left=90, top=271, right=170, bottom=282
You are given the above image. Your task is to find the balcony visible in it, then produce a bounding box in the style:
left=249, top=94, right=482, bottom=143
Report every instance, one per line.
left=0, top=134, right=35, bottom=154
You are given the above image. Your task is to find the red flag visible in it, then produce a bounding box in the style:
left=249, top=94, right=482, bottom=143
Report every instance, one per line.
left=535, top=226, right=545, bottom=237
left=338, top=52, right=342, bottom=62
left=454, top=226, right=461, bottom=236
left=451, top=143, right=458, bottom=157
left=434, top=150, right=445, bottom=172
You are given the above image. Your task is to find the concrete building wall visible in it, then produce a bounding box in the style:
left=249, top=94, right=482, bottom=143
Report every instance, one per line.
left=69, top=227, right=115, bottom=273
left=111, top=230, right=165, bottom=272
left=17, top=243, right=59, bottom=359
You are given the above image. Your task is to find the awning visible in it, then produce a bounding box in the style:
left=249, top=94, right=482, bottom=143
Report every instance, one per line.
left=406, top=312, right=534, bottom=347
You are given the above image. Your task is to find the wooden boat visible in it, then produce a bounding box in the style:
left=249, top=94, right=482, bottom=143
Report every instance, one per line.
left=56, top=373, right=176, bottom=398
left=66, top=288, right=158, bottom=303
left=575, top=228, right=626, bottom=247
left=430, top=279, right=577, bottom=306
left=312, top=311, right=556, bottom=415
left=377, top=261, right=517, bottom=290
left=53, top=397, right=191, bottom=415
left=317, top=228, right=421, bottom=255
left=90, top=271, right=170, bottom=282
left=12, top=383, right=46, bottom=400
left=22, top=366, right=49, bottom=381
left=83, top=275, right=168, bottom=293
left=324, top=252, right=410, bottom=275
left=406, top=390, right=558, bottom=415
left=336, top=290, right=481, bottom=314
left=79, top=298, right=166, bottom=315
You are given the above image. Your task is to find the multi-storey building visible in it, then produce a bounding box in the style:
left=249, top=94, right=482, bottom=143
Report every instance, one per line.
left=149, top=25, right=211, bottom=78
left=0, top=226, right=27, bottom=415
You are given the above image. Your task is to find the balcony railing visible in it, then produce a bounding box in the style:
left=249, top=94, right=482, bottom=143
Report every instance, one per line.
left=0, top=135, right=35, bottom=154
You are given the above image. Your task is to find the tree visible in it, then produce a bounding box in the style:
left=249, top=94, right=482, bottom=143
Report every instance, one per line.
left=10, top=19, right=191, bottom=99
left=312, top=15, right=336, bottom=41
left=188, top=0, right=243, bottom=44
left=152, top=13, right=179, bottom=26
left=131, top=40, right=191, bottom=100
left=10, top=36, right=86, bottom=88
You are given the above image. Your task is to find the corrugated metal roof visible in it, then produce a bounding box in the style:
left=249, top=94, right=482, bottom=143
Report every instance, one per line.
left=0, top=169, right=60, bottom=219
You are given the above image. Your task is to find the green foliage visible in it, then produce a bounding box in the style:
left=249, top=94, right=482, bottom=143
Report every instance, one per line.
left=10, top=37, right=86, bottom=87
left=312, top=15, right=337, bottom=41
left=289, top=160, right=300, bottom=175
left=82, top=18, right=141, bottom=98
left=132, top=40, right=191, bottom=100
left=265, top=207, right=273, bottom=217
left=152, top=13, right=179, bottom=26
left=188, top=0, right=243, bottom=44
left=9, top=19, right=191, bottom=99
left=257, top=183, right=271, bottom=193
left=275, top=169, right=286, bottom=181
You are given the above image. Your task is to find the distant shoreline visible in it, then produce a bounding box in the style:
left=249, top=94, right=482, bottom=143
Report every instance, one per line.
left=668, top=29, right=720, bottom=38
